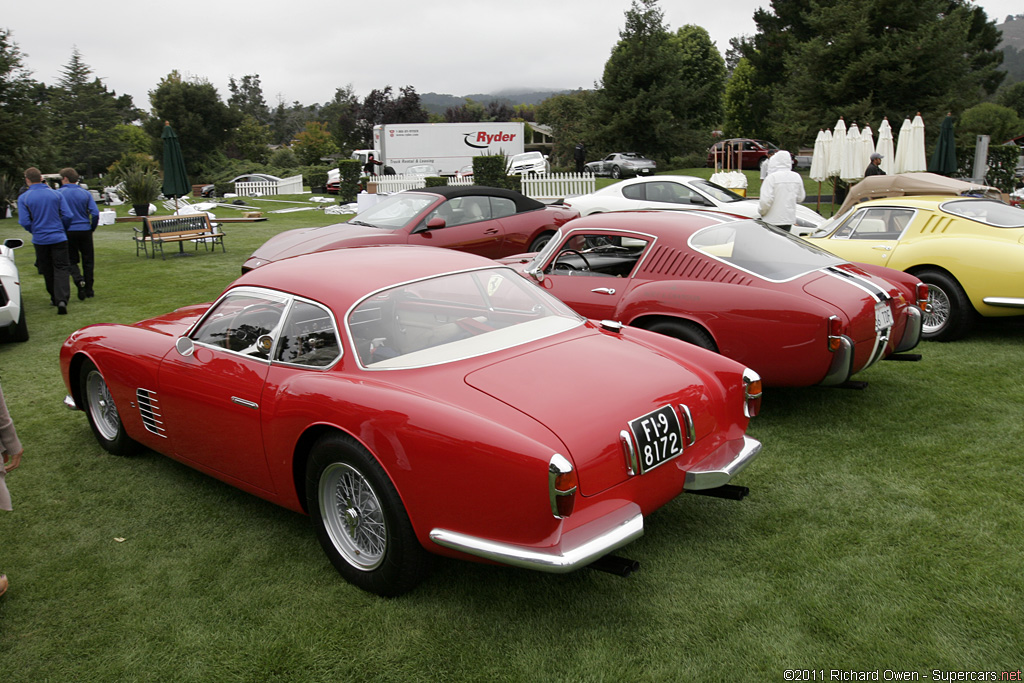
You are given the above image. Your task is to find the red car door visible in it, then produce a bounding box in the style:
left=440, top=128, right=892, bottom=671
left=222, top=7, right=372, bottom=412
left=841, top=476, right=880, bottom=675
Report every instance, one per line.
left=406, top=195, right=507, bottom=257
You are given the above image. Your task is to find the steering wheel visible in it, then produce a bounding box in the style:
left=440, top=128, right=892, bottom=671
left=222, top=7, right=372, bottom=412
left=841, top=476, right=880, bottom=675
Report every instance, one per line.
left=553, top=249, right=591, bottom=271
left=227, top=306, right=277, bottom=352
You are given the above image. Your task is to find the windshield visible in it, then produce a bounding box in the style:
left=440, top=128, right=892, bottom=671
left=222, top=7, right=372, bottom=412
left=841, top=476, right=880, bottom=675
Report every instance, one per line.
left=940, top=199, right=1024, bottom=228
left=349, top=192, right=438, bottom=230
left=691, top=179, right=745, bottom=203
left=348, top=267, right=583, bottom=369
left=689, top=221, right=844, bottom=282
left=511, top=152, right=542, bottom=162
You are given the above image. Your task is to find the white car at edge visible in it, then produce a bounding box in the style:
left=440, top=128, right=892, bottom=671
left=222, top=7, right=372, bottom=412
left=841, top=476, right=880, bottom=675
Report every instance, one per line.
left=0, top=238, right=28, bottom=343
left=565, top=175, right=825, bottom=234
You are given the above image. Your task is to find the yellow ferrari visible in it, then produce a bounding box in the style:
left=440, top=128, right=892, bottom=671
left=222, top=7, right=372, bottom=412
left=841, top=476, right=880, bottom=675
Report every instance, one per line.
left=805, top=196, right=1024, bottom=340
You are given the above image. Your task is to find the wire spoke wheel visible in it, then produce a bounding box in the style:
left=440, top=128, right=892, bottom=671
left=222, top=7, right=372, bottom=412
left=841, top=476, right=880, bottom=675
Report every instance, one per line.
left=922, top=284, right=951, bottom=336
left=86, top=369, right=122, bottom=442
left=319, top=462, right=387, bottom=571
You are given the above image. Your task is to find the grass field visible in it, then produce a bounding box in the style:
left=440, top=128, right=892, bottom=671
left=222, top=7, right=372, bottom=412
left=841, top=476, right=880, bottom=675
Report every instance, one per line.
left=1, top=188, right=1021, bottom=681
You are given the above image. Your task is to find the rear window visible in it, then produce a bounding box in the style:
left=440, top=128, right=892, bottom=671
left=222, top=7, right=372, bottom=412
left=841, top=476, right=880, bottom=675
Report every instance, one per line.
left=941, top=199, right=1024, bottom=228
left=690, top=221, right=844, bottom=282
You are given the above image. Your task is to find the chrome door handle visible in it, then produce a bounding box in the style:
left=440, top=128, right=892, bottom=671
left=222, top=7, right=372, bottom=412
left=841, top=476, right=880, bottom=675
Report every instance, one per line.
left=591, top=288, right=616, bottom=295
left=872, top=245, right=892, bottom=251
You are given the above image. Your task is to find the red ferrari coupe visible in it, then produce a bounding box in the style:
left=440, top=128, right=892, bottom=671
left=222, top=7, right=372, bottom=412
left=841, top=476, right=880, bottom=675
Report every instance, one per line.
left=242, top=186, right=578, bottom=272
left=502, top=211, right=927, bottom=388
left=61, top=246, right=762, bottom=596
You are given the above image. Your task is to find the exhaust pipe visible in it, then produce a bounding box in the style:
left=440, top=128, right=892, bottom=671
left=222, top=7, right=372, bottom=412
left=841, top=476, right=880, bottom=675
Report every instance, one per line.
left=587, top=554, right=641, bottom=577
left=686, top=484, right=749, bottom=501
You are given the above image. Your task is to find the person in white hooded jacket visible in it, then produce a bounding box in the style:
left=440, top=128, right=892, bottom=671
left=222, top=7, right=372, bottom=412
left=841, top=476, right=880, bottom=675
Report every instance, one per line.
left=757, top=150, right=805, bottom=232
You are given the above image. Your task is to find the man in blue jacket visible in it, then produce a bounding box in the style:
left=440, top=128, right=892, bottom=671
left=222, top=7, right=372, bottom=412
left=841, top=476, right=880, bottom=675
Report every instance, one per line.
left=17, top=167, right=72, bottom=314
left=59, top=168, right=99, bottom=300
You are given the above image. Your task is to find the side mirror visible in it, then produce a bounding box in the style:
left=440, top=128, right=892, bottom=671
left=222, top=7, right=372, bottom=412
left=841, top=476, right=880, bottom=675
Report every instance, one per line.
left=525, top=264, right=545, bottom=283
left=175, top=336, right=195, bottom=357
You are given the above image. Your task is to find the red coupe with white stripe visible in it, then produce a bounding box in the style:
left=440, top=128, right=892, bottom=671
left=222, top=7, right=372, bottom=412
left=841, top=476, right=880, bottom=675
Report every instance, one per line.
left=502, top=211, right=927, bottom=388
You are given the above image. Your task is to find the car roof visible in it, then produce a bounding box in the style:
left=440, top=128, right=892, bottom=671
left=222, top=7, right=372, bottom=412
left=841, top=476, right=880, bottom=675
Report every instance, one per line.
left=406, top=185, right=545, bottom=212
left=565, top=209, right=741, bottom=237
left=235, top=246, right=500, bottom=310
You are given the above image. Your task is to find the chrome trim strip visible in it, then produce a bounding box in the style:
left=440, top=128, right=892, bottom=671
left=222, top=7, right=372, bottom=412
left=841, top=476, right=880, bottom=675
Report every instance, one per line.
left=231, top=397, right=259, bottom=410
left=548, top=453, right=575, bottom=519
left=620, top=430, right=638, bottom=476
left=983, top=297, right=1024, bottom=309
left=63, top=394, right=78, bottom=411
left=430, top=505, right=644, bottom=573
left=684, top=435, right=762, bottom=491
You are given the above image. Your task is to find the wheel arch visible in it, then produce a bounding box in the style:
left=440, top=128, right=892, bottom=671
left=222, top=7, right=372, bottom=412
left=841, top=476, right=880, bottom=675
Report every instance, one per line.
left=905, top=264, right=977, bottom=313
left=629, top=314, right=719, bottom=351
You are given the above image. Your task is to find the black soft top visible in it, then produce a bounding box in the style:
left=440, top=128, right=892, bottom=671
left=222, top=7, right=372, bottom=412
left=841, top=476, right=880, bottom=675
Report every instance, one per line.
left=414, top=185, right=545, bottom=213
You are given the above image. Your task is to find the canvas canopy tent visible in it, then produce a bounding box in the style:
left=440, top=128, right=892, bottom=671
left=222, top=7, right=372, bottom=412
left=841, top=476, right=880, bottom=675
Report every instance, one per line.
left=833, top=172, right=1002, bottom=218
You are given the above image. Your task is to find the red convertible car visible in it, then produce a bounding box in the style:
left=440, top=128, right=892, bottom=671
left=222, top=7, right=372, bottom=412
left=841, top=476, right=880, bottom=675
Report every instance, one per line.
left=501, top=211, right=927, bottom=388
left=242, top=186, right=578, bottom=272
left=60, top=246, right=762, bottom=596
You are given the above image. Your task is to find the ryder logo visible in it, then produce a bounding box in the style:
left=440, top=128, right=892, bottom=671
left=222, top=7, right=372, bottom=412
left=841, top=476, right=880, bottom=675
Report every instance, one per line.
left=464, top=131, right=518, bottom=149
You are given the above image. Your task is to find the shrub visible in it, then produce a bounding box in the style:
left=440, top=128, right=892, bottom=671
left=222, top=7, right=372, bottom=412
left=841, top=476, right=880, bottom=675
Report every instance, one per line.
left=337, top=160, right=362, bottom=203
left=269, top=147, right=299, bottom=167
left=473, top=155, right=519, bottom=191
left=112, top=164, right=162, bottom=206
left=424, top=176, right=448, bottom=188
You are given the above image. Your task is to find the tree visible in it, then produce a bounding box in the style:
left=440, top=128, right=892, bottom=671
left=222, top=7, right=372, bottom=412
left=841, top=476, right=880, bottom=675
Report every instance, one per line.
left=320, top=85, right=361, bottom=155
left=738, top=0, right=1005, bottom=148
left=357, top=85, right=428, bottom=143
left=536, top=89, right=605, bottom=167
left=145, top=71, right=242, bottom=176
left=229, top=114, right=272, bottom=163
left=597, top=1, right=726, bottom=160
left=723, top=57, right=772, bottom=139
left=292, top=121, right=338, bottom=165
left=227, top=74, right=270, bottom=125
left=0, top=29, right=49, bottom=178
left=997, top=80, right=1024, bottom=118
left=957, top=102, right=1022, bottom=145
left=48, top=48, right=134, bottom=177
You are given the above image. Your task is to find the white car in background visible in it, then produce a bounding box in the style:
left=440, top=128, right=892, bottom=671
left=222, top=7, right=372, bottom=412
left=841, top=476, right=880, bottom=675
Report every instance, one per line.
left=565, top=175, right=825, bottom=234
left=507, top=151, right=550, bottom=176
left=0, top=238, right=28, bottom=343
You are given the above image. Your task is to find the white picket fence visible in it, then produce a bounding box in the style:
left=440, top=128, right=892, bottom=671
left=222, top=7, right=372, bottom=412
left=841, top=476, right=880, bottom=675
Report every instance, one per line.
left=367, top=172, right=594, bottom=201
left=234, top=174, right=304, bottom=197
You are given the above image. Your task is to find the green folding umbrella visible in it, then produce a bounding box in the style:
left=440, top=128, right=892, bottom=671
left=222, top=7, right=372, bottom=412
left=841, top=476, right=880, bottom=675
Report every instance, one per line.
left=161, top=122, right=191, bottom=209
left=927, top=114, right=957, bottom=177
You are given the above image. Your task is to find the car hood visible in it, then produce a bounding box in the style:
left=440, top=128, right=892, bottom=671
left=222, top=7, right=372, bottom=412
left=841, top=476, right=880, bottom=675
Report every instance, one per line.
left=727, top=200, right=823, bottom=226
left=132, top=303, right=211, bottom=337
left=249, top=224, right=407, bottom=263
left=464, top=330, right=713, bottom=497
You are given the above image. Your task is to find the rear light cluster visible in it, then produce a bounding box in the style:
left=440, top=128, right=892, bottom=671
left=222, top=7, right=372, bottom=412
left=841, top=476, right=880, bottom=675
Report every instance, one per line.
left=916, top=282, right=931, bottom=312
left=742, top=369, right=762, bottom=418
left=827, top=315, right=844, bottom=352
left=548, top=454, right=577, bottom=519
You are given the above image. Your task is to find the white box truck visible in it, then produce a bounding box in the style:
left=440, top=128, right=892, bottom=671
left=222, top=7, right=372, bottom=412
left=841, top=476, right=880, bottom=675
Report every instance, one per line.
left=370, top=122, right=525, bottom=176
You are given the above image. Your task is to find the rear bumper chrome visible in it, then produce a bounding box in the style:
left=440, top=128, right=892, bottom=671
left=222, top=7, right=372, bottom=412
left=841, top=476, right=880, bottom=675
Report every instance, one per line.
left=894, top=305, right=923, bottom=353
left=430, top=503, right=643, bottom=574
left=684, top=435, right=762, bottom=491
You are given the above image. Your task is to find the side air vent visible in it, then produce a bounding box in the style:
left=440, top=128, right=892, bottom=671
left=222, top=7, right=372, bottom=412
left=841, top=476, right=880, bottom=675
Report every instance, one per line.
left=640, top=245, right=753, bottom=285
left=136, top=388, right=167, bottom=438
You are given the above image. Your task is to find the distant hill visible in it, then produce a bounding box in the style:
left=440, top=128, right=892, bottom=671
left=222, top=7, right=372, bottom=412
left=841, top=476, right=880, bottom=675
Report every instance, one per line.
left=996, top=16, right=1024, bottom=85
left=420, top=89, right=574, bottom=116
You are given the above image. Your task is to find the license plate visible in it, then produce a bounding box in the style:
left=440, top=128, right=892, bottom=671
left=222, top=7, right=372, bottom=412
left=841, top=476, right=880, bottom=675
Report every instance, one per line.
left=875, top=302, right=895, bottom=331
left=629, top=405, right=684, bottom=474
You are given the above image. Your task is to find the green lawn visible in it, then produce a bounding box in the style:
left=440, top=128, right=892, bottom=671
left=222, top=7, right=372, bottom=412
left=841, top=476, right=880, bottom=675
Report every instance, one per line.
left=0, top=192, right=1021, bottom=681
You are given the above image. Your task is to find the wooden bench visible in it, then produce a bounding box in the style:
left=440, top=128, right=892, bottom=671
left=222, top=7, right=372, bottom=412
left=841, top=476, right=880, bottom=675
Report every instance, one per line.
left=134, top=214, right=225, bottom=260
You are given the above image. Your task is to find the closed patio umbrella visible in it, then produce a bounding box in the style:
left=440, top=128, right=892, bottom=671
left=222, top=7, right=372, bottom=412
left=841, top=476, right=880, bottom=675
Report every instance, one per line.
left=876, top=118, right=895, bottom=174
left=828, top=117, right=846, bottom=179
left=841, top=123, right=863, bottom=182
left=809, top=129, right=832, bottom=212
left=927, top=113, right=957, bottom=176
left=161, top=122, right=190, bottom=211
left=894, top=116, right=913, bottom=174
left=906, top=113, right=927, bottom=172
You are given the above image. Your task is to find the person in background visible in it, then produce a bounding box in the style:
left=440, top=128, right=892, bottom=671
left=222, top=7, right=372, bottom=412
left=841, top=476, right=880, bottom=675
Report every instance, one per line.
left=574, top=142, right=586, bottom=174
left=17, top=167, right=72, bottom=314
left=0, top=379, right=25, bottom=599
left=59, top=168, right=99, bottom=300
left=757, top=150, right=806, bottom=233
left=363, top=153, right=383, bottom=177
left=865, top=152, right=885, bottom=177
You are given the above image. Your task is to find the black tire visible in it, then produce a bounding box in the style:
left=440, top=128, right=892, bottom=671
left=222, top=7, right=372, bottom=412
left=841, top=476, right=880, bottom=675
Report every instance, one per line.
left=917, top=269, right=974, bottom=341
left=645, top=319, right=718, bottom=352
left=611, top=165, right=622, bottom=179
left=306, top=432, right=430, bottom=597
left=79, top=360, right=139, bottom=456
left=11, top=295, right=28, bottom=342
left=529, top=232, right=555, bottom=253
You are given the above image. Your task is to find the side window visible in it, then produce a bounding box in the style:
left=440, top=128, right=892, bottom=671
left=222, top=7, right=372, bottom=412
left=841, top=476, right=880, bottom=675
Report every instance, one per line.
left=622, top=183, right=646, bottom=200
left=425, top=200, right=458, bottom=228
left=192, top=291, right=287, bottom=359
left=846, top=208, right=912, bottom=240
left=646, top=182, right=693, bottom=204
left=460, top=196, right=492, bottom=223
left=490, top=197, right=516, bottom=219
left=276, top=300, right=341, bottom=367
left=548, top=233, right=649, bottom=278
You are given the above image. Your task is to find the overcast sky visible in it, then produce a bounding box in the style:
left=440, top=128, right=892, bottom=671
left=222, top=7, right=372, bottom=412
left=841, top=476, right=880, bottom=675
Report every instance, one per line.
left=4, top=0, right=1021, bottom=110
